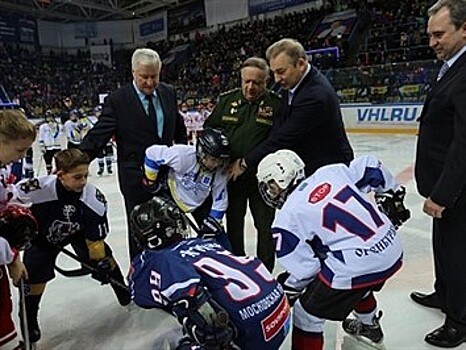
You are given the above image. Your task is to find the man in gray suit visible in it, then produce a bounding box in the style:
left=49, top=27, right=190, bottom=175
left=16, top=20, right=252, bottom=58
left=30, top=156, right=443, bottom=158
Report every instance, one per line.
left=412, top=0, right=466, bottom=347
left=81, top=48, right=187, bottom=260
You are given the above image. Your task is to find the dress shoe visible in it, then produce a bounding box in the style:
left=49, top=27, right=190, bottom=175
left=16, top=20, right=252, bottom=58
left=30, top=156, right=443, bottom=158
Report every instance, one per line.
left=410, top=291, right=442, bottom=309
left=425, top=325, right=466, bottom=348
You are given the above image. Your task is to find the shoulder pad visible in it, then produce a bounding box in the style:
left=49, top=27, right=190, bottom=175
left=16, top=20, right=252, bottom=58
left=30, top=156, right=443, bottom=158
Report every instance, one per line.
left=219, top=88, right=241, bottom=97
left=81, top=185, right=107, bottom=216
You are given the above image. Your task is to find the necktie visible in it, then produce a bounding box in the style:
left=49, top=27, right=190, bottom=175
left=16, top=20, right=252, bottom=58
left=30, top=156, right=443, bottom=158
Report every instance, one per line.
left=437, top=62, right=449, bottom=81
left=146, top=95, right=160, bottom=138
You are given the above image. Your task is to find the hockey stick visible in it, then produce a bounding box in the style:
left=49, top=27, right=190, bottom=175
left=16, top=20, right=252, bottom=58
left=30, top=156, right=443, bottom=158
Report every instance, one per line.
left=19, top=278, right=31, bottom=350
left=54, top=264, right=91, bottom=277
left=54, top=245, right=129, bottom=292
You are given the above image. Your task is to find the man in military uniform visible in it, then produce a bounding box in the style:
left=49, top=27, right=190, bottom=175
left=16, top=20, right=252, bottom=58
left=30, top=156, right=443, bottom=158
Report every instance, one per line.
left=204, top=57, right=281, bottom=271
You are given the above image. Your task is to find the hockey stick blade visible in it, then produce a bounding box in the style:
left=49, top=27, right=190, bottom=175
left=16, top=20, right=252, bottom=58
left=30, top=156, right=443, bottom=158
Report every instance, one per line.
left=54, top=265, right=92, bottom=277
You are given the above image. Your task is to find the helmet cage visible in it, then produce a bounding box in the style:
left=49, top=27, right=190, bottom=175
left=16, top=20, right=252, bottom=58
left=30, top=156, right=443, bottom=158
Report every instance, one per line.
left=131, top=197, right=190, bottom=250
left=196, top=128, right=230, bottom=171
left=256, top=150, right=305, bottom=209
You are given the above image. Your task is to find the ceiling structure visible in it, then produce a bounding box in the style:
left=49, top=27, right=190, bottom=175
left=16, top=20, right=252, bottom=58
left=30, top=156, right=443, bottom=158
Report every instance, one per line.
left=0, top=0, right=183, bottom=22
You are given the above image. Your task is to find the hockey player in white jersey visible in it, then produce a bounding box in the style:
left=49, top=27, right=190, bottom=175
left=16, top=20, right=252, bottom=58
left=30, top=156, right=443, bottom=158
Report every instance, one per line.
left=256, top=150, right=410, bottom=350
left=38, top=110, right=62, bottom=175
left=143, top=128, right=230, bottom=228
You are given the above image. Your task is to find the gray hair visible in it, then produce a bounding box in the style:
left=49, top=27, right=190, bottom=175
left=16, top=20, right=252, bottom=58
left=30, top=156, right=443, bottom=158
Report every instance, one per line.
left=131, top=48, right=162, bottom=70
left=428, top=0, right=466, bottom=29
left=266, top=38, right=307, bottom=66
left=241, top=57, right=270, bottom=76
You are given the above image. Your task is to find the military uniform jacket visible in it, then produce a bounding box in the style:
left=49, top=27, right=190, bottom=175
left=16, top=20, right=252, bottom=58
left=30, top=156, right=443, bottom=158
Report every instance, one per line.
left=205, top=88, right=281, bottom=163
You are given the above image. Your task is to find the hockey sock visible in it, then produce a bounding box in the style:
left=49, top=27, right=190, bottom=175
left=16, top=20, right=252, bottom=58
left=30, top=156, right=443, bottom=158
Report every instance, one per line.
left=353, top=292, right=377, bottom=324
left=292, top=327, right=323, bottom=350
left=21, top=286, right=45, bottom=343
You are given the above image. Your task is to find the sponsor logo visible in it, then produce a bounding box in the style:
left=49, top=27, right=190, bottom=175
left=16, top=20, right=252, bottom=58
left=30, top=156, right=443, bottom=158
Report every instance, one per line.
left=308, top=183, right=331, bottom=204
left=261, top=296, right=290, bottom=342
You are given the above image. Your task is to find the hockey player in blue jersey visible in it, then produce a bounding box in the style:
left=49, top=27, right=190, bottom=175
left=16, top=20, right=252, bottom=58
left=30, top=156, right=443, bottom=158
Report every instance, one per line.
left=16, top=149, right=131, bottom=346
left=129, top=196, right=291, bottom=349
left=256, top=150, right=410, bottom=350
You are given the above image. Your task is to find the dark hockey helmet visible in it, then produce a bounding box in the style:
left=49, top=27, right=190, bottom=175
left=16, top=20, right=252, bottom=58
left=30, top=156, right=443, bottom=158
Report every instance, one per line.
left=0, top=205, right=38, bottom=250
left=130, top=196, right=189, bottom=250
left=196, top=128, right=230, bottom=171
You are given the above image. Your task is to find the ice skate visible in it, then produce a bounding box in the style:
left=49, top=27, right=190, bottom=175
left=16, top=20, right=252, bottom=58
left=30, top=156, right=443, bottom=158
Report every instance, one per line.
left=342, top=311, right=386, bottom=349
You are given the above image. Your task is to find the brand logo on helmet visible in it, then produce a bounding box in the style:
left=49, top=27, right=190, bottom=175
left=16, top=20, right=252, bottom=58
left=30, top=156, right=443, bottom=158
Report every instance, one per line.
left=308, top=183, right=331, bottom=204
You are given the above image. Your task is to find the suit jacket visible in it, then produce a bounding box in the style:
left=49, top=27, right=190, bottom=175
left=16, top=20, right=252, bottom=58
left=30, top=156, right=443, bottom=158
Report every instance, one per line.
left=81, top=82, right=187, bottom=199
left=415, top=52, right=466, bottom=208
left=245, top=65, right=354, bottom=176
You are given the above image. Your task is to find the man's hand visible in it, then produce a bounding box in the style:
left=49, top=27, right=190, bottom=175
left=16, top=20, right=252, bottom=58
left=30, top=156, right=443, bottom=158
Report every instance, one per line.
left=423, top=197, right=445, bottom=219
left=7, top=256, right=28, bottom=286
left=229, top=159, right=246, bottom=181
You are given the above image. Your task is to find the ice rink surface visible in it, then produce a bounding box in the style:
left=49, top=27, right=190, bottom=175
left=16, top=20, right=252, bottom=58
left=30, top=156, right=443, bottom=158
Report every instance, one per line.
left=11, top=133, right=465, bottom=349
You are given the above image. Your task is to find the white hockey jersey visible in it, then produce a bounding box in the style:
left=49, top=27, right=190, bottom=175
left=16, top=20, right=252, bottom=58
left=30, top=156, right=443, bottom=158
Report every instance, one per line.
left=144, top=144, right=228, bottom=219
left=273, top=155, right=403, bottom=290
left=38, top=121, right=62, bottom=150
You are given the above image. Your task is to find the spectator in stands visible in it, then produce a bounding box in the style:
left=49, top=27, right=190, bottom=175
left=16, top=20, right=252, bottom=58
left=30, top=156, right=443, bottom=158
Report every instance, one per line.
left=230, top=38, right=354, bottom=181
left=80, top=48, right=187, bottom=260
left=412, top=0, right=466, bottom=347
left=204, top=57, right=281, bottom=272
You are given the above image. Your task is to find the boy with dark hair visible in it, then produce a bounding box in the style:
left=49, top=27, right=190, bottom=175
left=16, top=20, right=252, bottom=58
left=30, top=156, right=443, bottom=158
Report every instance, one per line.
left=16, top=149, right=130, bottom=347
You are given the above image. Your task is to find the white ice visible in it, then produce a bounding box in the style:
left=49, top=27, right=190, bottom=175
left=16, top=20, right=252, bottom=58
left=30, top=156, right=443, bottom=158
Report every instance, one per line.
left=10, top=133, right=463, bottom=349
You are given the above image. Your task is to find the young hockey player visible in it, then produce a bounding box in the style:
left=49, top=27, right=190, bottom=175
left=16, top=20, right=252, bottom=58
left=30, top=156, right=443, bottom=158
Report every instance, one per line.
left=92, top=105, right=114, bottom=176
left=143, top=128, right=230, bottom=226
left=129, top=196, right=291, bottom=349
left=16, top=149, right=130, bottom=346
left=64, top=109, right=86, bottom=149
left=0, top=108, right=37, bottom=350
left=256, top=150, right=410, bottom=349
left=38, top=110, right=62, bottom=175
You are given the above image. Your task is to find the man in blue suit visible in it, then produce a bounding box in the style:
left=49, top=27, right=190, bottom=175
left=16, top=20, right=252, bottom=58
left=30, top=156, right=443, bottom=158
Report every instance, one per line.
left=412, top=0, right=466, bottom=347
left=80, top=48, right=187, bottom=259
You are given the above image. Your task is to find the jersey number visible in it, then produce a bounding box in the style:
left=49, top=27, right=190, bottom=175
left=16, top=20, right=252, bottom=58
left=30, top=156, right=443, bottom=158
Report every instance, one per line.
left=193, top=255, right=274, bottom=302
left=322, top=186, right=384, bottom=241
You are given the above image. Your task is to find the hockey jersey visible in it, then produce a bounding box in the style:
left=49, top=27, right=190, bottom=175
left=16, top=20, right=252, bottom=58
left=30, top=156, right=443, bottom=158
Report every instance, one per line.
left=38, top=121, right=62, bottom=150
left=273, top=155, right=404, bottom=290
left=16, top=176, right=108, bottom=245
left=144, top=145, right=228, bottom=219
left=130, top=238, right=290, bottom=349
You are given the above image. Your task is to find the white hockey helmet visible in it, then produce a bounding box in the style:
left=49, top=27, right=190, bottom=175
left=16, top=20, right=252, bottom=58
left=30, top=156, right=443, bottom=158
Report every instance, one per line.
left=256, top=149, right=305, bottom=209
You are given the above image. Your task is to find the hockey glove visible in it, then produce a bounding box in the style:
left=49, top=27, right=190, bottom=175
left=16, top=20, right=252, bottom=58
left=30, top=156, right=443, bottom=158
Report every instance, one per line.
left=199, top=217, right=224, bottom=239
left=171, top=287, right=236, bottom=349
left=142, top=177, right=162, bottom=194
left=276, top=271, right=302, bottom=307
left=375, top=186, right=411, bottom=229
left=91, top=256, right=113, bottom=285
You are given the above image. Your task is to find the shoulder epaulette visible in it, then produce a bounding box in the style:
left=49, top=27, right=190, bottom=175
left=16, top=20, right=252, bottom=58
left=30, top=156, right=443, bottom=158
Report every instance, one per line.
left=219, top=88, right=241, bottom=97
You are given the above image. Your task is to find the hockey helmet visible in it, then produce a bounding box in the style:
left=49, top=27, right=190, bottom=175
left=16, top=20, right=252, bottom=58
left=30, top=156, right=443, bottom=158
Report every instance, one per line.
left=256, top=149, right=305, bottom=209
left=0, top=205, right=38, bottom=250
left=196, top=128, right=230, bottom=171
left=130, top=196, right=189, bottom=250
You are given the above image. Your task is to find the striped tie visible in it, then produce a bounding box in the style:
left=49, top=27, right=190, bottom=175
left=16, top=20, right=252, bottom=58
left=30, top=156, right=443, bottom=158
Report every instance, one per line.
left=437, top=62, right=449, bottom=81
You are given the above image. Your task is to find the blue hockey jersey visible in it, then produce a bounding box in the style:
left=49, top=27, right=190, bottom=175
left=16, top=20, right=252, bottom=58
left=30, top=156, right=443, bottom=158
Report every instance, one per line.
left=130, top=238, right=290, bottom=349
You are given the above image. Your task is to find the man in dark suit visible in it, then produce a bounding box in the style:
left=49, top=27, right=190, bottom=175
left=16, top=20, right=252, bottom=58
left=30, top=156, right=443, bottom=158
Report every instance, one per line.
left=230, top=38, right=353, bottom=180
left=80, top=48, right=187, bottom=260
left=412, top=0, right=466, bottom=347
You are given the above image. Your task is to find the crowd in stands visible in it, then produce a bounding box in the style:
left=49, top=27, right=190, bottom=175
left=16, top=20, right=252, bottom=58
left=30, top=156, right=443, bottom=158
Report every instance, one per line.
left=0, top=0, right=439, bottom=118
